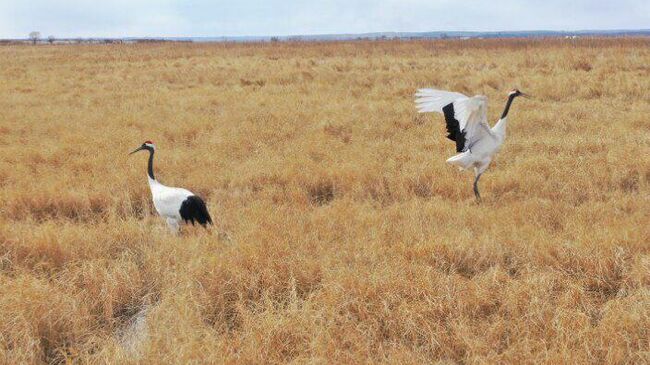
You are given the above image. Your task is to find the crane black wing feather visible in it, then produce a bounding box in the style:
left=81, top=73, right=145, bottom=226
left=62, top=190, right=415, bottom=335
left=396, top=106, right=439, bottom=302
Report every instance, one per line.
left=442, top=103, right=466, bottom=152
left=179, top=195, right=213, bottom=226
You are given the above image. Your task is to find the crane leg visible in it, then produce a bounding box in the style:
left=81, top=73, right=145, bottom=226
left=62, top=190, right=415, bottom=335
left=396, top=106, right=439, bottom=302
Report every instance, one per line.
left=473, top=173, right=482, bottom=202
left=166, top=218, right=180, bottom=234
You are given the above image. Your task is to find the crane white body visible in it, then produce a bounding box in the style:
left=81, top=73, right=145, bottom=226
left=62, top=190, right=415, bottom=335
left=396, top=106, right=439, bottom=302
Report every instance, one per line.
left=148, top=177, right=195, bottom=232
left=415, top=89, right=526, bottom=200
left=446, top=117, right=507, bottom=175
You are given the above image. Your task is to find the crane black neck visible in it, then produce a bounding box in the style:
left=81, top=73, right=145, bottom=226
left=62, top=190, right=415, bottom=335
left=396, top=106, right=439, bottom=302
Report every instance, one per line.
left=500, top=93, right=518, bottom=119
left=146, top=147, right=155, bottom=180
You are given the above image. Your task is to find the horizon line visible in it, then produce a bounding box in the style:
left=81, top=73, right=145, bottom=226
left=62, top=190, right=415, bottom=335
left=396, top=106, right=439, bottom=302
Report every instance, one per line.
left=3, top=28, right=650, bottom=41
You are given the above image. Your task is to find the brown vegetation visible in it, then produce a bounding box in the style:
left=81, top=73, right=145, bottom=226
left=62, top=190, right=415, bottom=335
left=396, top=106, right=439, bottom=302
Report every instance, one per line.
left=0, top=38, right=648, bottom=364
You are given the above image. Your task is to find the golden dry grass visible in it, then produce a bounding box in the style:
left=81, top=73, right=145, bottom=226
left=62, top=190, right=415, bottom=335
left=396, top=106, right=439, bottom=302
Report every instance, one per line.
left=0, top=38, right=649, bottom=364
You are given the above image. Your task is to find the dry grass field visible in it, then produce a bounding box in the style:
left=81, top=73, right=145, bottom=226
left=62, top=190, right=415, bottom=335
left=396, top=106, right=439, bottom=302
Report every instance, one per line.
left=0, top=38, right=648, bottom=364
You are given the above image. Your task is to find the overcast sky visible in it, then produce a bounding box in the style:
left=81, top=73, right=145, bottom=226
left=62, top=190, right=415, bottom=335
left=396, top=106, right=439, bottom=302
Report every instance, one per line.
left=0, top=0, right=648, bottom=38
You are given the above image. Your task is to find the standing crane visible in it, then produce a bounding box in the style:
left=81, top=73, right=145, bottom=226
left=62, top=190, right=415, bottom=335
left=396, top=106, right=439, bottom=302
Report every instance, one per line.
left=129, top=141, right=212, bottom=232
left=415, top=89, right=529, bottom=200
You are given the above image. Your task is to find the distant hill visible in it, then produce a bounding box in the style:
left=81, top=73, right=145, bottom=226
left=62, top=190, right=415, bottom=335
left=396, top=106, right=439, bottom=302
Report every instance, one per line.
left=159, top=29, right=650, bottom=43
left=4, top=29, right=649, bottom=44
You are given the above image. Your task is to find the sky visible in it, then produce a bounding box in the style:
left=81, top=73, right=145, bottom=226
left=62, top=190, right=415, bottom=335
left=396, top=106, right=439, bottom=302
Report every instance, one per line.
left=0, top=0, right=648, bottom=38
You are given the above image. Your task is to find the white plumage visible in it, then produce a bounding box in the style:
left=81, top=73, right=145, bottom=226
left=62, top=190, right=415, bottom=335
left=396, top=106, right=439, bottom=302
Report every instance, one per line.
left=147, top=177, right=194, bottom=232
left=415, top=88, right=529, bottom=200
left=414, top=89, right=466, bottom=113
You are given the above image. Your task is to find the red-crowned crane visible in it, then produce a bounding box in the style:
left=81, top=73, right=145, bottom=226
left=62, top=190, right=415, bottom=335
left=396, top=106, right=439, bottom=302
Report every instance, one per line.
left=129, top=141, right=212, bottom=232
left=415, top=89, right=529, bottom=200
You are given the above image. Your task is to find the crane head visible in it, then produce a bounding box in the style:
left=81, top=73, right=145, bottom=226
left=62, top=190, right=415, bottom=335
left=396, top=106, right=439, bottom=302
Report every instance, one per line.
left=509, top=89, right=531, bottom=98
left=129, top=141, right=156, bottom=155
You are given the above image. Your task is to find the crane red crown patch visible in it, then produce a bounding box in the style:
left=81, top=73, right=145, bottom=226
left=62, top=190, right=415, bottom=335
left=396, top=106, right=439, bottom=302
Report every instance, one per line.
left=144, top=140, right=154, bottom=145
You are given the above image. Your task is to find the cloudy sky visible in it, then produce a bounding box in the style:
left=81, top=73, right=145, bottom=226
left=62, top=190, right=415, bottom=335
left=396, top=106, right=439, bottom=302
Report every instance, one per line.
left=0, top=0, right=647, bottom=38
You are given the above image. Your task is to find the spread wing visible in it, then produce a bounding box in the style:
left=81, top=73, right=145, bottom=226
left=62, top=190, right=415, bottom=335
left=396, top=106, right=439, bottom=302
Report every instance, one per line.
left=415, top=89, right=492, bottom=152
left=415, top=89, right=467, bottom=113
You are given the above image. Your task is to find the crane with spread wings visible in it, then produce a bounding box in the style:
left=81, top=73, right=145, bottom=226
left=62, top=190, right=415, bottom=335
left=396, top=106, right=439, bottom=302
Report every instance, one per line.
left=415, top=88, right=529, bottom=200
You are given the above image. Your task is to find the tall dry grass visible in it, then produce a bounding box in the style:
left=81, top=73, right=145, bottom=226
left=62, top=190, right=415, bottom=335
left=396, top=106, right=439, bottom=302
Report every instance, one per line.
left=0, top=38, right=648, bottom=364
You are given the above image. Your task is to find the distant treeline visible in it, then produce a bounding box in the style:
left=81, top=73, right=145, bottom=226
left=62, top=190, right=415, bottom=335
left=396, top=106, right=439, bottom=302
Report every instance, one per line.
left=0, top=38, right=192, bottom=45
left=2, top=29, right=649, bottom=45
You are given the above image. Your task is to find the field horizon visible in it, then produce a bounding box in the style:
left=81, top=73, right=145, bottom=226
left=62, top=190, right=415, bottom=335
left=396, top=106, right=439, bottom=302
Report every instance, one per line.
left=0, top=38, right=648, bottom=364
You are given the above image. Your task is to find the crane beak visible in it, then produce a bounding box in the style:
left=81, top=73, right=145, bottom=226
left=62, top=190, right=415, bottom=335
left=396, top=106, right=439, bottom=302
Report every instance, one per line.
left=129, top=146, right=145, bottom=155
left=520, top=92, right=532, bottom=99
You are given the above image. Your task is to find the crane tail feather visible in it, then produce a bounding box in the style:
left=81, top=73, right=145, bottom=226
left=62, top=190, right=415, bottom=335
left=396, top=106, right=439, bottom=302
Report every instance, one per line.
left=179, top=195, right=213, bottom=226
left=446, top=151, right=474, bottom=170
